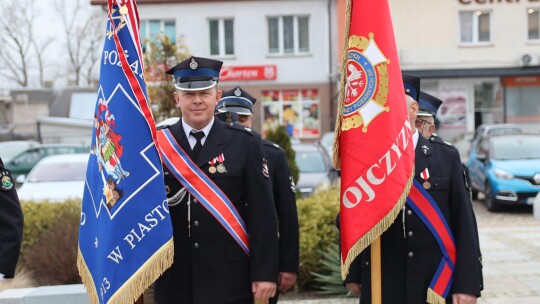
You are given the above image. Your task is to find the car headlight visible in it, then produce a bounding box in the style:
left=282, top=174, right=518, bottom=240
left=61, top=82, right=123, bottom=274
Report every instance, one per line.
left=494, top=168, right=513, bottom=180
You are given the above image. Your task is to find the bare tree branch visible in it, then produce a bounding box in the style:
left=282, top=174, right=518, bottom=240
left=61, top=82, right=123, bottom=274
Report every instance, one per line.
left=55, top=0, right=103, bottom=86
left=0, top=0, right=35, bottom=87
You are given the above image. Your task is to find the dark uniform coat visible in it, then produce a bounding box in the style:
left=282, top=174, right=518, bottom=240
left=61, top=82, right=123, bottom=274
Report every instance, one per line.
left=262, top=140, right=299, bottom=274
left=0, top=157, right=24, bottom=279
left=347, top=135, right=483, bottom=304
left=154, top=120, right=279, bottom=304
left=262, top=140, right=299, bottom=304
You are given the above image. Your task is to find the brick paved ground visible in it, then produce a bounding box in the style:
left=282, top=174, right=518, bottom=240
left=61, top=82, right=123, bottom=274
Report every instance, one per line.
left=472, top=198, right=540, bottom=304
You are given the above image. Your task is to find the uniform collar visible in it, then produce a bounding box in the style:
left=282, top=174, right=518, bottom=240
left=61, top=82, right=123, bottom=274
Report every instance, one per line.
left=182, top=117, right=215, bottom=140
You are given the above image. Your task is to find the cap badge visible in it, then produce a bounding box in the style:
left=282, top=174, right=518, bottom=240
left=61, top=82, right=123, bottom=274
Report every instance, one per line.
left=189, top=58, right=198, bottom=70
left=234, top=87, right=242, bottom=97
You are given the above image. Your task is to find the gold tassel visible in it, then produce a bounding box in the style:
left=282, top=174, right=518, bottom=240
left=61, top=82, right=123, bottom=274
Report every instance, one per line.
left=332, top=0, right=355, bottom=170
left=254, top=300, right=269, bottom=304
left=78, top=239, right=174, bottom=304
left=426, top=288, right=446, bottom=304
left=341, top=169, right=414, bottom=280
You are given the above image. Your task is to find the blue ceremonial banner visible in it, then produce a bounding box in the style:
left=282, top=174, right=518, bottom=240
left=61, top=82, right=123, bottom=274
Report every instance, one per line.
left=77, top=1, right=173, bottom=303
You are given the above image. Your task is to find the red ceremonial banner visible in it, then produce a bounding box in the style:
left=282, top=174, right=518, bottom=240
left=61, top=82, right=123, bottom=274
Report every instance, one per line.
left=334, top=0, right=415, bottom=278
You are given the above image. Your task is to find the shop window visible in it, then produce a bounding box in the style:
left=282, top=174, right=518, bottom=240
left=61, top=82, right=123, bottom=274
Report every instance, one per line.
left=459, top=11, right=491, bottom=44
left=140, top=20, right=176, bottom=52
left=267, top=15, right=310, bottom=55
left=528, top=8, right=540, bottom=41
left=262, top=89, right=320, bottom=138
left=209, top=18, right=234, bottom=56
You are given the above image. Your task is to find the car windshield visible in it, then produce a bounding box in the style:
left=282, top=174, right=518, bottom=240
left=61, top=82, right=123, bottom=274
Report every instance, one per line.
left=27, top=162, right=87, bottom=182
left=492, top=137, right=540, bottom=160
left=0, top=143, right=35, bottom=161
left=296, top=151, right=326, bottom=173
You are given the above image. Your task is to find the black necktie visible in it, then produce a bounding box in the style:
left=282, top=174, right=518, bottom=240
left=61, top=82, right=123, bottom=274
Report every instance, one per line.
left=190, top=131, right=205, bottom=161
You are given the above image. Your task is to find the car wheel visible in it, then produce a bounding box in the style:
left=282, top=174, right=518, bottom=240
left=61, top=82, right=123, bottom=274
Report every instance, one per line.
left=484, top=182, right=501, bottom=212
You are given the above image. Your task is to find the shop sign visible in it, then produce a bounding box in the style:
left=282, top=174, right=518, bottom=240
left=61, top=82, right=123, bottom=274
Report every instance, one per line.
left=502, top=76, right=540, bottom=87
left=220, top=65, right=277, bottom=81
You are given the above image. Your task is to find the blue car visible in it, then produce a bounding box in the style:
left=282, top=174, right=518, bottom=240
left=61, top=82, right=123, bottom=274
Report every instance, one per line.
left=466, top=134, right=540, bottom=212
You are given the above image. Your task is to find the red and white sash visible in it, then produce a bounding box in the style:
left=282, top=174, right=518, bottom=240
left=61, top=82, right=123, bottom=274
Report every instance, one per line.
left=157, top=128, right=250, bottom=255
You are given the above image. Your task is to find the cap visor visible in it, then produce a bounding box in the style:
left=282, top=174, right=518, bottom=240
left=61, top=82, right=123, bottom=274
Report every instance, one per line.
left=217, top=106, right=252, bottom=116
left=417, top=111, right=433, bottom=117
left=175, top=80, right=217, bottom=91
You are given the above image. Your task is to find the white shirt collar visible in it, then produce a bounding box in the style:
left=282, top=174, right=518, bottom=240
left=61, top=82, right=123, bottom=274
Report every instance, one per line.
left=182, top=117, right=214, bottom=148
left=412, top=129, right=419, bottom=149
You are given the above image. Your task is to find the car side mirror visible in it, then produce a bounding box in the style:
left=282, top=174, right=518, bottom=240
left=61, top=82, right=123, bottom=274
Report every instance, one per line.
left=476, top=153, right=487, bottom=162
left=15, top=175, right=26, bottom=184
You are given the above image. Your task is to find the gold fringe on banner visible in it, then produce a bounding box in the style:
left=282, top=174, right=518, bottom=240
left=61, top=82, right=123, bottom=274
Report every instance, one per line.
left=254, top=299, right=269, bottom=304
left=77, top=238, right=174, bottom=304
left=427, top=288, right=446, bottom=304
left=341, top=170, right=414, bottom=280
left=332, top=0, right=354, bottom=170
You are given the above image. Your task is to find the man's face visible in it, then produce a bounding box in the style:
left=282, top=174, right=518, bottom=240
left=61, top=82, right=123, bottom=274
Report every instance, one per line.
left=415, top=117, right=435, bottom=139
left=405, top=94, right=418, bottom=129
left=175, top=87, right=222, bottom=130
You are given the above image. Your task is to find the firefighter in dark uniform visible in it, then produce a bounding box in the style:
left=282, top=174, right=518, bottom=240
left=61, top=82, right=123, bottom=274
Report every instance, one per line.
left=217, top=86, right=299, bottom=304
left=153, top=57, right=279, bottom=304
left=0, top=157, right=23, bottom=282
left=345, top=75, right=483, bottom=304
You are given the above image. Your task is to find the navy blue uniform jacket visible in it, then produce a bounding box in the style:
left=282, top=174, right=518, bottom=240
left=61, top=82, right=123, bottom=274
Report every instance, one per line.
left=262, top=140, right=299, bottom=274
left=154, top=120, right=279, bottom=304
left=0, top=157, right=23, bottom=278
left=346, top=135, right=483, bottom=304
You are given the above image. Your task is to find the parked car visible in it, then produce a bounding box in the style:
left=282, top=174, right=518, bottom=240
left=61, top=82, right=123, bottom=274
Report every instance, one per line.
left=17, top=153, right=88, bottom=202
left=5, top=144, right=88, bottom=183
left=468, top=124, right=522, bottom=161
left=0, top=140, right=40, bottom=163
left=319, top=131, right=334, bottom=160
left=466, top=134, right=540, bottom=212
left=292, top=143, right=339, bottom=197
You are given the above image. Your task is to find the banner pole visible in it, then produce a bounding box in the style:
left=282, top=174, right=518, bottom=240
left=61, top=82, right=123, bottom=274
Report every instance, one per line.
left=371, top=237, right=382, bottom=304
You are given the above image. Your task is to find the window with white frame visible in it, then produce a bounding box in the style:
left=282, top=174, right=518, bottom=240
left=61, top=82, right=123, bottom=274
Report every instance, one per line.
left=140, top=20, right=176, bottom=52
left=459, top=11, right=491, bottom=44
left=209, top=18, right=234, bottom=56
left=267, top=15, right=310, bottom=55
left=528, top=8, right=540, bottom=40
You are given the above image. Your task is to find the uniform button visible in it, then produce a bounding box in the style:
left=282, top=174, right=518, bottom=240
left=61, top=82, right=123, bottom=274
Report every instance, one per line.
left=192, top=199, right=198, bottom=204
left=407, top=210, right=412, bottom=216
left=194, top=221, right=199, bottom=227
left=194, top=243, right=199, bottom=248
left=365, top=261, right=369, bottom=266
left=408, top=251, right=414, bottom=257
left=245, top=203, right=248, bottom=207
left=408, top=231, right=414, bottom=237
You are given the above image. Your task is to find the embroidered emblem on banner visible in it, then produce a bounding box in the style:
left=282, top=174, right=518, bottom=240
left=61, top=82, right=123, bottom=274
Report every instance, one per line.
left=342, top=33, right=390, bottom=133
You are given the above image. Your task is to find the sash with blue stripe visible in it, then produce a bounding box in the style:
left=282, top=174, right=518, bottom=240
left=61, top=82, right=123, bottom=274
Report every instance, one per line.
left=157, top=128, right=250, bottom=255
left=406, top=179, right=457, bottom=304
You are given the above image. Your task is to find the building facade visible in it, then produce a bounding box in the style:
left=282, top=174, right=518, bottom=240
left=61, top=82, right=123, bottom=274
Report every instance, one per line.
left=93, top=0, right=339, bottom=140
left=390, top=0, right=540, bottom=139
